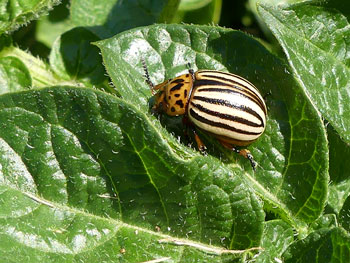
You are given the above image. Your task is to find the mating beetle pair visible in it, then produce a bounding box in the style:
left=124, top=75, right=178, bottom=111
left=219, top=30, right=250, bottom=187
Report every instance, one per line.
left=143, top=62, right=267, bottom=170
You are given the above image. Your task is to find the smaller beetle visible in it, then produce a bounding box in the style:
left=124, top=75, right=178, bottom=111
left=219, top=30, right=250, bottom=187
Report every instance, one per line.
left=143, top=62, right=267, bottom=170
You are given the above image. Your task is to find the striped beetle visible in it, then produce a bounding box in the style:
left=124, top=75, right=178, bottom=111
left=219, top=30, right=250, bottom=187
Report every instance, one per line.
left=143, top=63, right=267, bottom=170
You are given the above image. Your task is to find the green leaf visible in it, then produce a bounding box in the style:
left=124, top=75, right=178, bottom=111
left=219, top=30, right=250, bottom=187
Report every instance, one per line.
left=255, top=220, right=294, bottom=263
left=0, top=34, right=12, bottom=50
left=258, top=1, right=350, bottom=144
left=36, top=17, right=73, bottom=48
left=0, top=56, right=31, bottom=94
left=178, top=0, right=212, bottom=11
left=283, top=227, right=350, bottom=262
left=339, top=196, right=350, bottom=232
left=96, top=24, right=328, bottom=231
left=310, top=214, right=337, bottom=231
left=0, top=46, right=63, bottom=87
left=327, top=125, right=350, bottom=214
left=0, top=27, right=109, bottom=89
left=70, top=0, right=181, bottom=39
left=0, top=0, right=60, bottom=35
left=248, top=0, right=306, bottom=44
left=49, top=27, right=109, bottom=90
left=36, top=0, right=73, bottom=48
left=0, top=87, right=265, bottom=260
left=173, top=0, right=222, bottom=24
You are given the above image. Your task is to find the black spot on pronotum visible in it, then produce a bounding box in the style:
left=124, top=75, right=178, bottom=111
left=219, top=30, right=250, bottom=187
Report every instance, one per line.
left=174, top=94, right=180, bottom=97
left=170, top=83, right=184, bottom=92
left=171, top=107, right=176, bottom=112
left=172, top=79, right=185, bottom=83
left=168, top=96, right=171, bottom=100
left=176, top=100, right=184, bottom=108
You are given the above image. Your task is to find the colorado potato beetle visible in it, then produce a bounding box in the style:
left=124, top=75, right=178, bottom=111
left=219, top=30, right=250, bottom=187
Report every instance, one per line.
left=143, top=62, right=267, bottom=170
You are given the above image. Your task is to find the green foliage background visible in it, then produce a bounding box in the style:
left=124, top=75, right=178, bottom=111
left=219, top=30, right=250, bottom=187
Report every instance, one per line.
left=0, top=0, right=349, bottom=262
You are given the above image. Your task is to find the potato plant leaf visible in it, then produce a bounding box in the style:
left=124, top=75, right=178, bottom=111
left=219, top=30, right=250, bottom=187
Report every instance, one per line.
left=96, top=24, right=328, bottom=232
left=1, top=1, right=347, bottom=261
left=327, top=125, right=350, bottom=215
left=70, top=0, right=181, bottom=38
left=282, top=227, right=350, bottom=262
left=258, top=1, right=350, bottom=144
left=255, top=220, right=294, bottom=263
left=0, top=87, right=265, bottom=261
left=0, top=56, right=32, bottom=94
left=0, top=0, right=60, bottom=34
left=49, top=27, right=109, bottom=90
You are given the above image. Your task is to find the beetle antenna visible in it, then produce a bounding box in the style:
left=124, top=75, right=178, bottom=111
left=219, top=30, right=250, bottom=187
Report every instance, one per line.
left=141, top=58, right=154, bottom=89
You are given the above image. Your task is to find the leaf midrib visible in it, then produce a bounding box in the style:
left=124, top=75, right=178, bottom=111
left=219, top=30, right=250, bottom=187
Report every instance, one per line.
left=15, top=190, right=247, bottom=255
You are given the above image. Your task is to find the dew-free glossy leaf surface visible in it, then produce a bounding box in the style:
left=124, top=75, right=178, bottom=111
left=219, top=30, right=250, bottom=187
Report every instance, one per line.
left=258, top=1, right=350, bottom=144
left=0, top=87, right=265, bottom=261
left=96, top=24, right=328, bottom=231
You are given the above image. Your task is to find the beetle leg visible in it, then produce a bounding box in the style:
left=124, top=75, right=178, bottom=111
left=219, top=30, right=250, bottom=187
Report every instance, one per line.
left=192, top=128, right=207, bottom=152
left=181, top=117, right=190, bottom=142
left=152, top=92, right=165, bottom=113
left=219, top=140, right=257, bottom=171
left=236, top=149, right=257, bottom=172
left=182, top=116, right=207, bottom=152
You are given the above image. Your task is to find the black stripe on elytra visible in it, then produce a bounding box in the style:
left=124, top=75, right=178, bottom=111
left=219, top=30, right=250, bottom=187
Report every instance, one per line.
left=196, top=86, right=261, bottom=107
left=192, top=96, right=264, bottom=125
left=190, top=101, right=263, bottom=127
left=199, top=70, right=253, bottom=84
left=170, top=83, right=184, bottom=92
left=189, top=108, right=261, bottom=135
left=193, top=79, right=264, bottom=112
left=197, top=73, right=253, bottom=89
left=195, top=77, right=266, bottom=115
left=198, top=70, right=256, bottom=87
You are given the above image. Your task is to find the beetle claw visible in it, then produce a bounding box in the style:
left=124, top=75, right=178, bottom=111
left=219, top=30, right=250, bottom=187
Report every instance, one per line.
left=224, top=146, right=257, bottom=172
left=246, top=153, right=257, bottom=172
left=198, top=144, right=207, bottom=153
left=193, top=131, right=207, bottom=153
left=236, top=149, right=256, bottom=171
